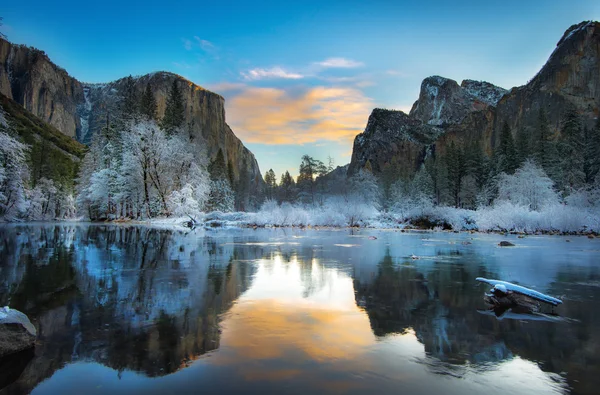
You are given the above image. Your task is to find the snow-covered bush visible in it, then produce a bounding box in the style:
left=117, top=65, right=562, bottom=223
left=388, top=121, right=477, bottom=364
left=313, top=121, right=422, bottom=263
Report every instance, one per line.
left=496, top=160, right=558, bottom=211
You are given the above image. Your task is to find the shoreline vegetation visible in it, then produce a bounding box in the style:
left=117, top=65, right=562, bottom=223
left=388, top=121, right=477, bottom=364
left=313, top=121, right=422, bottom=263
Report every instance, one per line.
left=74, top=205, right=597, bottom=236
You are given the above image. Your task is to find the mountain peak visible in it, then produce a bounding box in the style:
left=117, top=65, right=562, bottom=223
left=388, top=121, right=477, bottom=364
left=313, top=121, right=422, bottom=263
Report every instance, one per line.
left=556, top=20, right=598, bottom=47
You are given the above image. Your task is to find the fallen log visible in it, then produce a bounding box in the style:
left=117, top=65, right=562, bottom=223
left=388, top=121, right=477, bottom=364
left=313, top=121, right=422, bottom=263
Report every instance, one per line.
left=476, top=277, right=562, bottom=306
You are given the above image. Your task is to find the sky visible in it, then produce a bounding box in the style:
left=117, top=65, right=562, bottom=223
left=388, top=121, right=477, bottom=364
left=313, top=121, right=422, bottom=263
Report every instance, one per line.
left=2, top=1, right=599, bottom=179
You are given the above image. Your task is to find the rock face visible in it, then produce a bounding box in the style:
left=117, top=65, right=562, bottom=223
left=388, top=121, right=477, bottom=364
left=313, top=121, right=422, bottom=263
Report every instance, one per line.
left=0, top=38, right=263, bottom=190
left=349, top=21, right=600, bottom=175
left=0, top=40, right=83, bottom=139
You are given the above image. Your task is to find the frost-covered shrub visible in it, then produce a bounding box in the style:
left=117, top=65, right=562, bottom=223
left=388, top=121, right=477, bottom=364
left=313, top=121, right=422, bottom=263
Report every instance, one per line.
left=497, top=160, right=558, bottom=211
left=168, top=184, right=201, bottom=217
left=475, top=202, right=545, bottom=233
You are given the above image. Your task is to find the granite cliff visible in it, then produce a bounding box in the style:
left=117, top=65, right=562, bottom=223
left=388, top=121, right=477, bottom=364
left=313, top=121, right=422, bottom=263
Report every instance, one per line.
left=0, top=38, right=263, bottom=191
left=349, top=21, right=600, bottom=176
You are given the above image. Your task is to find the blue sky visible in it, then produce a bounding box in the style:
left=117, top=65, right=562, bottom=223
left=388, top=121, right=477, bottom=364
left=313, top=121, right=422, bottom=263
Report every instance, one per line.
left=2, top=1, right=599, bottom=178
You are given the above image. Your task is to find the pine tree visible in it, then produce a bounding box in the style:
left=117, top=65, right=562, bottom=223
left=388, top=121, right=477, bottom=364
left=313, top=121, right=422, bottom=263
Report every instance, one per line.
left=235, top=159, right=249, bottom=211
left=583, top=117, right=600, bottom=184
left=445, top=141, right=465, bottom=207
left=140, top=83, right=157, bottom=120
left=264, top=169, right=277, bottom=200
left=497, top=121, right=517, bottom=174
left=515, top=127, right=531, bottom=165
left=297, top=155, right=327, bottom=205
left=279, top=171, right=296, bottom=203
left=162, top=79, right=185, bottom=135
left=120, top=75, right=139, bottom=124
left=534, top=108, right=558, bottom=176
left=208, top=149, right=228, bottom=181
left=558, top=108, right=585, bottom=192
left=464, top=140, right=488, bottom=189
left=227, top=161, right=235, bottom=186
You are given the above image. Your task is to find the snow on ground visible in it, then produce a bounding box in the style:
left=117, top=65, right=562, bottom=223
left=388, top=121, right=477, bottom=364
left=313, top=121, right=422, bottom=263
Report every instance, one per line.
left=143, top=201, right=600, bottom=234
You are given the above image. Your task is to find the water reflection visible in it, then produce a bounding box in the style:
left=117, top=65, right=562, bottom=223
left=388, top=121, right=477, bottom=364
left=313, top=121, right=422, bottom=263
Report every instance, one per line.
left=0, top=225, right=598, bottom=394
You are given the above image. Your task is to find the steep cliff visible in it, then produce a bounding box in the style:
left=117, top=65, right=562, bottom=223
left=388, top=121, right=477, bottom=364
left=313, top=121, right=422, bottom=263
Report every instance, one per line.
left=0, top=39, right=83, bottom=139
left=349, top=21, right=600, bottom=176
left=0, top=38, right=263, bottom=190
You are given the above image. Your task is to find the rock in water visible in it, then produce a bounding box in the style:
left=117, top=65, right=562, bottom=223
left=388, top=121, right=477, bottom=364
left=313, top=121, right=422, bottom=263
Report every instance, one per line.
left=0, top=307, right=36, bottom=357
left=498, top=241, right=515, bottom=247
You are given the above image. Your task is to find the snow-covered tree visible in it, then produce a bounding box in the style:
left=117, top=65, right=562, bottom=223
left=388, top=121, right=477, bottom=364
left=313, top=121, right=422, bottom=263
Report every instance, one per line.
left=77, top=119, right=210, bottom=220
left=206, top=179, right=235, bottom=212
left=0, top=131, right=30, bottom=220
left=496, top=160, right=558, bottom=211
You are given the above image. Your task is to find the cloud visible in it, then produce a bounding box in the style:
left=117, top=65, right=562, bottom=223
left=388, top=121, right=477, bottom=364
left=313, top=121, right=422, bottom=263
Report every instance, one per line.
left=194, top=36, right=215, bottom=52
left=314, top=57, right=364, bottom=68
left=226, top=86, right=373, bottom=145
left=241, top=67, right=304, bottom=81
left=385, top=69, right=409, bottom=78
left=182, top=38, right=193, bottom=51
left=206, top=82, right=247, bottom=93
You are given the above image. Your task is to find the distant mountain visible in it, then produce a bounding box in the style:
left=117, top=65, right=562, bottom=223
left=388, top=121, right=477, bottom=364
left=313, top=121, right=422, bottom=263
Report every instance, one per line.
left=0, top=39, right=263, bottom=195
left=349, top=21, right=600, bottom=175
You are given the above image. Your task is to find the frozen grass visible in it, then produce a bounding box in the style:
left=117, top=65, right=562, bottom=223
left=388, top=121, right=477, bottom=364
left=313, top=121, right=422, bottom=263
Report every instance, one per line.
left=145, top=201, right=600, bottom=234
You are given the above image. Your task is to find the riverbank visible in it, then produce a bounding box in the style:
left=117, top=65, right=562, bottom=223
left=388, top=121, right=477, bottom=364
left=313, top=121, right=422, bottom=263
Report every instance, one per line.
left=141, top=205, right=600, bottom=236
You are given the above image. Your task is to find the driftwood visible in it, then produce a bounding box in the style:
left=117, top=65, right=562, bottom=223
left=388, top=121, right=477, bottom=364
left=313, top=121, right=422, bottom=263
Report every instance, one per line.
left=476, top=278, right=562, bottom=306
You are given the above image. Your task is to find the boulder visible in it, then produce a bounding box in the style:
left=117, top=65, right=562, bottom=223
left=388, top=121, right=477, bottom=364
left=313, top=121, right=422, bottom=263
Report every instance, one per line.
left=0, top=307, right=36, bottom=357
left=498, top=241, right=515, bottom=247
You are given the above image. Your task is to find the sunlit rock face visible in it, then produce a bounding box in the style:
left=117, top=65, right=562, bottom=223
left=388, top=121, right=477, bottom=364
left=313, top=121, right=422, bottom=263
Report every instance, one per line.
left=0, top=39, right=263, bottom=190
left=349, top=21, right=600, bottom=175
left=0, top=39, right=83, bottom=138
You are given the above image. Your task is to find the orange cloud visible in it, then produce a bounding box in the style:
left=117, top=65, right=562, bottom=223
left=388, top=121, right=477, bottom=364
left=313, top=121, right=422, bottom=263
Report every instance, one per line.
left=226, top=86, right=374, bottom=145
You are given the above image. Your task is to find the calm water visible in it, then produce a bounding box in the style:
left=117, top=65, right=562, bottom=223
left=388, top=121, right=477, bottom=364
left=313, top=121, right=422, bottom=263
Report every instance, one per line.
left=0, top=224, right=599, bottom=395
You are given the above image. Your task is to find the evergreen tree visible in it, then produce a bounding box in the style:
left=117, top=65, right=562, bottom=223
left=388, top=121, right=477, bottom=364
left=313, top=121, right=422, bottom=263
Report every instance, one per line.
left=464, top=140, right=488, bottom=189
left=380, top=162, right=402, bottom=210
left=279, top=171, right=296, bottom=203
left=515, top=127, right=531, bottom=165
left=445, top=141, right=466, bottom=207
left=208, top=149, right=228, bottom=181
left=227, top=161, right=235, bottom=186
left=583, top=118, right=600, bottom=184
left=235, top=159, right=250, bottom=211
left=558, top=108, right=585, bottom=192
left=533, top=108, right=558, bottom=176
left=206, top=149, right=236, bottom=211
left=297, top=155, right=327, bottom=205
left=120, top=75, right=139, bottom=124
left=140, top=83, right=157, bottom=120
left=424, top=155, right=448, bottom=205
left=264, top=169, right=277, bottom=200
left=497, top=121, right=517, bottom=174
left=206, top=179, right=235, bottom=212
left=162, top=79, right=185, bottom=134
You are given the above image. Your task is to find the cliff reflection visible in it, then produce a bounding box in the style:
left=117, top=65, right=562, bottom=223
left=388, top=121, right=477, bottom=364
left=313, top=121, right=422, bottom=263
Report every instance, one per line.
left=354, top=249, right=599, bottom=394
left=0, top=225, right=257, bottom=393
left=0, top=227, right=597, bottom=394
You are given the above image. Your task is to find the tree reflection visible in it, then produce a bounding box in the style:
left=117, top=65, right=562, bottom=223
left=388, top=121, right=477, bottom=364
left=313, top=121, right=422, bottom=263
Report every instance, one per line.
left=0, top=224, right=258, bottom=393
left=354, top=249, right=600, bottom=394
